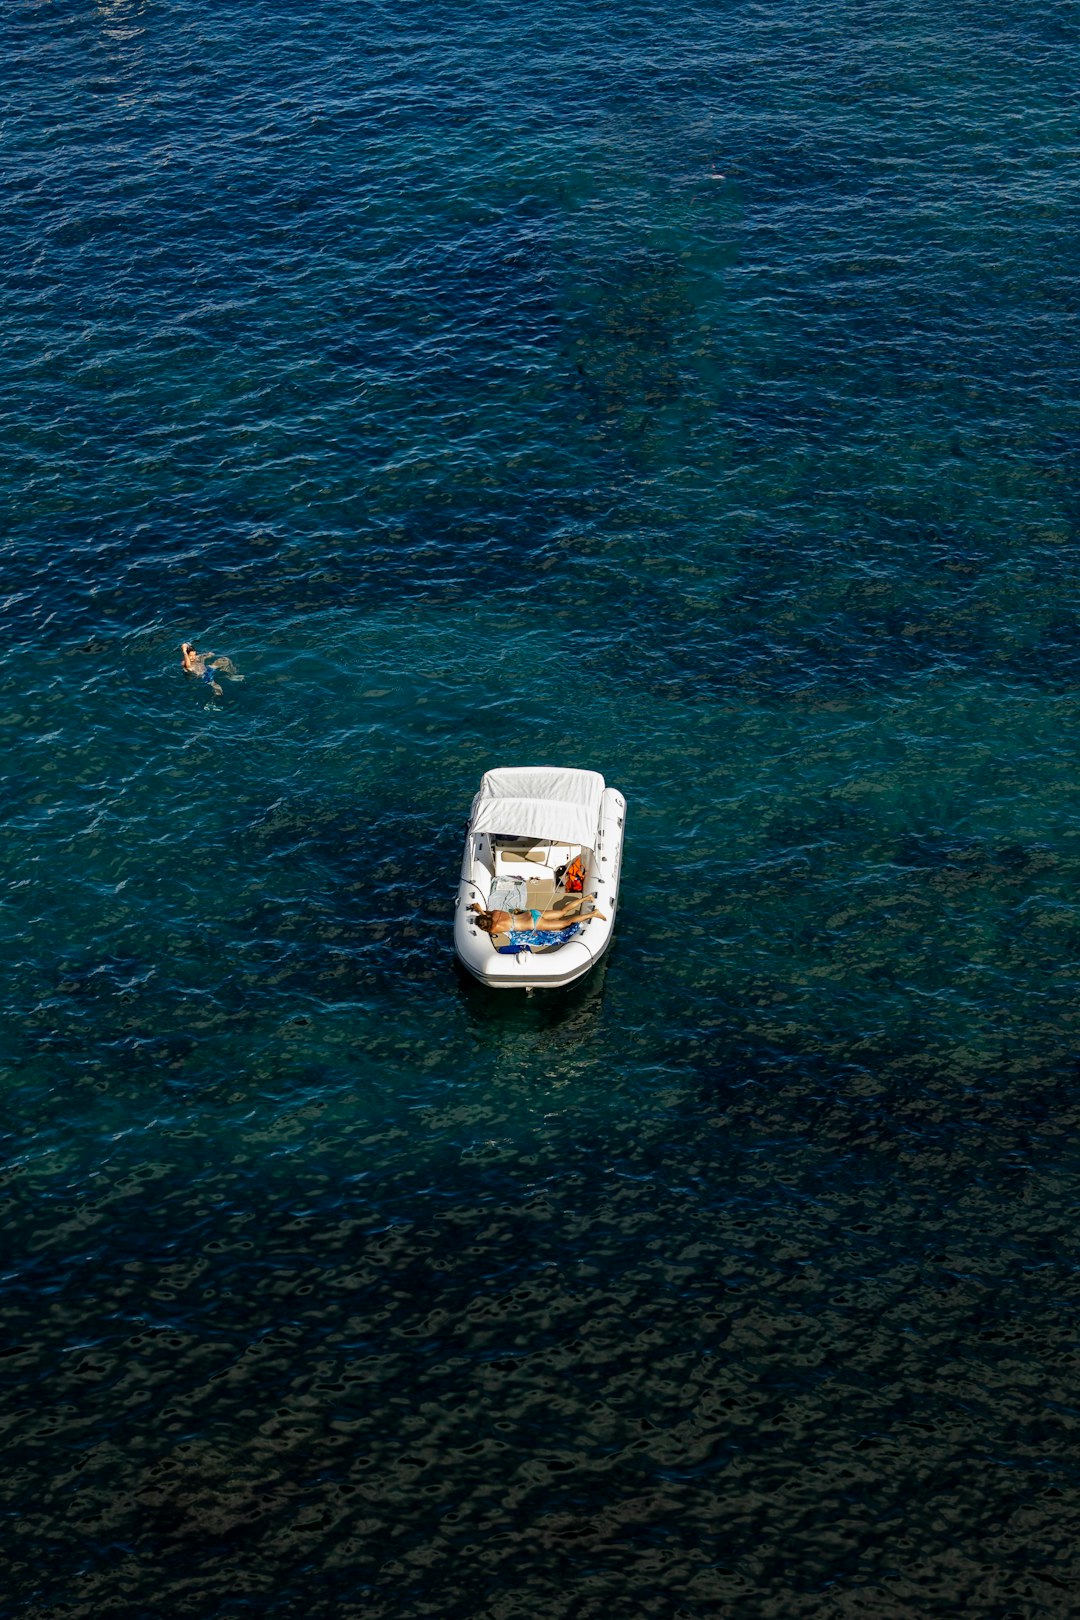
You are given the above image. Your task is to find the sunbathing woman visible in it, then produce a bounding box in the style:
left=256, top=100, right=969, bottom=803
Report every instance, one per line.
left=468, top=895, right=606, bottom=935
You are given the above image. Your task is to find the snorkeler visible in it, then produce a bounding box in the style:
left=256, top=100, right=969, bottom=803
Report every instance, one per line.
left=181, top=642, right=242, bottom=698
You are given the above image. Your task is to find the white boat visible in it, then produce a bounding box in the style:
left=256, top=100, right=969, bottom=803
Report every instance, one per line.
left=453, top=766, right=626, bottom=991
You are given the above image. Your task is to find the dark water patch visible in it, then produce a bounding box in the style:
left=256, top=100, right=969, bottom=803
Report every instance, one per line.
left=563, top=250, right=698, bottom=459
left=690, top=1026, right=1079, bottom=1191
left=234, top=797, right=458, bottom=987
left=4, top=1078, right=1079, bottom=1618
left=0, top=484, right=620, bottom=644
left=580, top=554, right=1080, bottom=701
left=892, top=834, right=1055, bottom=886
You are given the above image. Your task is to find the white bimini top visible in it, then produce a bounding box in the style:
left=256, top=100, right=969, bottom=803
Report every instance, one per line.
left=468, top=767, right=606, bottom=848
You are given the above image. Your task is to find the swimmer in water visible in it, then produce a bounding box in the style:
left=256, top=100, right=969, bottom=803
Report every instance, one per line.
left=181, top=642, right=242, bottom=698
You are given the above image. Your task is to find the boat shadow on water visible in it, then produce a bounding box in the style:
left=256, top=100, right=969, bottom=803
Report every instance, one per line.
left=454, top=952, right=611, bottom=1046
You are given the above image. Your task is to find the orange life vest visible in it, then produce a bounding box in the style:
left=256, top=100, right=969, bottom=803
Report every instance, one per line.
left=562, top=856, right=585, bottom=892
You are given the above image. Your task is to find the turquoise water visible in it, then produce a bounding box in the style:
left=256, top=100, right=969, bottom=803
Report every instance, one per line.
left=4, top=0, right=1080, bottom=1613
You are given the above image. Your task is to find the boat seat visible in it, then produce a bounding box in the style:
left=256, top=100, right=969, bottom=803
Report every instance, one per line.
left=523, top=876, right=555, bottom=910
left=496, top=841, right=549, bottom=866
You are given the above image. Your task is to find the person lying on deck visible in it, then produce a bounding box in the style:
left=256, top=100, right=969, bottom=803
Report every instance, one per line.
left=468, top=895, right=606, bottom=936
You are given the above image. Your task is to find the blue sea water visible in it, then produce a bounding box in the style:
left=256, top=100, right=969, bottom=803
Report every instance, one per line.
left=3, top=0, right=1080, bottom=1613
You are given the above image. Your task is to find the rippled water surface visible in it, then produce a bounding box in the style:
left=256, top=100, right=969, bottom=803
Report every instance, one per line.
left=4, top=0, right=1080, bottom=1613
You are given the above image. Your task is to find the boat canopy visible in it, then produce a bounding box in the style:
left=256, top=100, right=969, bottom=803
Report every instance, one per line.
left=469, top=767, right=606, bottom=848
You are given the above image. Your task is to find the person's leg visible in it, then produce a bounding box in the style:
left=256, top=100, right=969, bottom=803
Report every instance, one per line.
left=558, top=894, right=599, bottom=917
left=539, top=907, right=605, bottom=929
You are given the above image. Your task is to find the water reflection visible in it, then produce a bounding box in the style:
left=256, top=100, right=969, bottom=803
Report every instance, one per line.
left=95, top=0, right=149, bottom=19
left=94, top=0, right=148, bottom=53
left=457, top=954, right=611, bottom=1052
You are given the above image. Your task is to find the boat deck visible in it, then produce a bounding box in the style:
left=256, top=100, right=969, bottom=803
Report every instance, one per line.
left=487, top=837, right=584, bottom=919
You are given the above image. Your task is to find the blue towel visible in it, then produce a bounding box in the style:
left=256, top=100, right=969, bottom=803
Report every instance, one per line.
left=496, top=923, right=581, bottom=954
